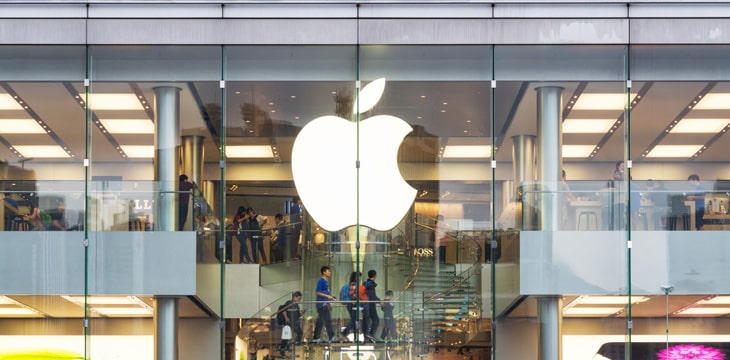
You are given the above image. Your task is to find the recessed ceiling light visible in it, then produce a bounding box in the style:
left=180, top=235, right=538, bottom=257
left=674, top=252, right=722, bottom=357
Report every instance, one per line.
left=646, top=145, right=703, bottom=158
left=0, top=94, right=23, bottom=110
left=670, top=118, right=730, bottom=133
left=92, top=307, right=153, bottom=316
left=573, top=94, right=635, bottom=110
left=0, top=308, right=42, bottom=316
left=13, top=145, right=71, bottom=158
left=99, top=119, right=154, bottom=134
left=562, top=145, right=595, bottom=158
left=694, top=93, right=730, bottom=110
left=563, top=307, right=623, bottom=316
left=676, top=307, right=730, bottom=315
left=89, top=94, right=144, bottom=110
left=563, top=119, right=616, bottom=134
left=226, top=145, right=274, bottom=158
left=0, top=119, right=46, bottom=134
left=571, top=295, right=649, bottom=305
left=120, top=145, right=154, bottom=158
left=442, top=145, right=491, bottom=159
left=697, top=296, right=730, bottom=305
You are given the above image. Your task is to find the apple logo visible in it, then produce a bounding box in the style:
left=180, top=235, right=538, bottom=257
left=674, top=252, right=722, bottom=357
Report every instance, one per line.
left=291, top=78, right=417, bottom=231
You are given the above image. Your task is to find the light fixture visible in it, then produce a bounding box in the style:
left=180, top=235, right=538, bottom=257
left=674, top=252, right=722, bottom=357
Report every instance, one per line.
left=0, top=296, right=44, bottom=317
left=562, top=307, right=624, bottom=316
left=675, top=307, right=730, bottom=315
left=89, top=94, right=144, bottom=110
left=573, top=94, right=629, bottom=110
left=693, top=93, right=730, bottom=110
left=92, top=307, right=153, bottom=316
left=669, top=118, right=730, bottom=133
left=442, top=145, right=491, bottom=158
left=562, top=145, right=596, bottom=158
left=646, top=145, right=703, bottom=158
left=99, top=119, right=154, bottom=134
left=697, top=296, right=730, bottom=305
left=566, top=295, right=649, bottom=306
left=12, top=145, right=71, bottom=158
left=225, top=145, right=274, bottom=158
left=0, top=119, right=46, bottom=134
left=120, top=145, right=154, bottom=158
left=0, top=94, right=24, bottom=110
left=62, top=295, right=153, bottom=317
left=563, top=119, right=617, bottom=134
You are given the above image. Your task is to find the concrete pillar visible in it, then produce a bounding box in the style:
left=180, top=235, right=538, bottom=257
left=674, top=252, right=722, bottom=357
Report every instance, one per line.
left=154, top=297, right=179, bottom=360
left=154, top=86, right=182, bottom=232
left=181, top=135, right=204, bottom=188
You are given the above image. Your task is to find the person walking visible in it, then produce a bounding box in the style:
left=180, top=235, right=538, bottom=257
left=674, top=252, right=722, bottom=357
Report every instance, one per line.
left=363, top=269, right=380, bottom=342
left=312, top=266, right=336, bottom=343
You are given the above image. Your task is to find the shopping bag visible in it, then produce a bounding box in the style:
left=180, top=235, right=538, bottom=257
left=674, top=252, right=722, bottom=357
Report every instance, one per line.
left=281, top=325, right=292, bottom=340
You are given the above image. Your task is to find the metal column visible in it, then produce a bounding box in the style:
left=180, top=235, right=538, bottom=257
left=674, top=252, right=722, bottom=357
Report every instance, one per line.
left=537, top=296, right=563, bottom=360
left=154, top=86, right=182, bottom=232
left=154, top=297, right=179, bottom=360
left=512, top=134, right=536, bottom=230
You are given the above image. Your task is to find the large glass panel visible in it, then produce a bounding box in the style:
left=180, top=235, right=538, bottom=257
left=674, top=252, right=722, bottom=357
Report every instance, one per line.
left=630, top=45, right=730, bottom=359
left=88, top=45, right=223, bottom=359
left=225, top=45, right=357, bottom=360
left=360, top=45, right=492, bottom=358
left=0, top=46, right=88, bottom=358
left=494, top=45, right=628, bottom=359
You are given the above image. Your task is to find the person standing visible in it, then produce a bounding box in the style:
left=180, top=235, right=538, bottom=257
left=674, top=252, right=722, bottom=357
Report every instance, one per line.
left=313, top=266, right=336, bottom=343
left=363, top=269, right=380, bottom=342
left=686, top=174, right=705, bottom=230
left=270, top=213, right=287, bottom=262
left=178, top=174, right=193, bottom=231
left=232, top=206, right=252, bottom=264
left=3, top=192, right=19, bottom=231
left=613, top=161, right=625, bottom=181
left=281, top=291, right=304, bottom=352
left=380, top=290, right=397, bottom=342
left=289, top=196, right=302, bottom=259
left=434, top=215, right=448, bottom=264
left=247, top=208, right=267, bottom=264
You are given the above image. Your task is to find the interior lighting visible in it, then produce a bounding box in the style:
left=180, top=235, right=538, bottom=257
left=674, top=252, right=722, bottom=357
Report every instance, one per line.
left=92, top=307, right=153, bottom=316
left=0, top=119, right=46, bottom=134
left=697, top=296, right=730, bottom=305
left=89, top=94, right=144, bottom=110
left=693, top=93, right=730, bottom=109
left=562, top=145, right=596, bottom=158
left=669, top=118, right=730, bottom=133
left=120, top=145, right=154, bottom=158
left=442, top=145, right=491, bottom=158
left=563, top=119, right=616, bottom=133
left=0, top=94, right=24, bottom=110
left=100, top=119, right=154, bottom=134
left=226, top=145, right=274, bottom=158
left=13, top=145, right=70, bottom=158
left=645, top=145, right=703, bottom=158
left=676, top=307, right=730, bottom=315
left=563, top=307, right=624, bottom=316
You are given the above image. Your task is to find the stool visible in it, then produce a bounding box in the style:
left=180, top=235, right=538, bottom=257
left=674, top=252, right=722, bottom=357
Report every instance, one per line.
left=577, top=211, right=598, bottom=230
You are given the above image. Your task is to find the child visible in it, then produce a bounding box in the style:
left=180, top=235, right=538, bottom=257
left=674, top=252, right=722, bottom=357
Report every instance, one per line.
left=380, top=290, right=397, bottom=342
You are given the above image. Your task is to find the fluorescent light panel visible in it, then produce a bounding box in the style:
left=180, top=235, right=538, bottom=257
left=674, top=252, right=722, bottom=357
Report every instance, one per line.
left=563, top=119, right=616, bottom=133
left=0, top=119, right=46, bottom=134
left=573, top=94, right=632, bottom=110
left=677, top=307, right=730, bottom=315
left=0, top=308, right=41, bottom=316
left=89, top=94, right=143, bottom=110
left=63, top=295, right=143, bottom=305
left=100, top=119, right=154, bottom=134
left=562, top=145, right=595, bottom=158
left=226, top=145, right=274, bottom=158
left=120, top=145, right=154, bottom=158
left=697, top=296, right=730, bottom=305
left=92, top=307, right=153, bottom=316
left=563, top=307, right=623, bottom=315
left=0, top=94, right=23, bottom=110
left=670, top=118, right=730, bottom=133
left=575, top=296, right=649, bottom=305
left=442, top=145, right=491, bottom=158
left=13, top=145, right=70, bottom=158
left=646, top=145, right=703, bottom=158
left=694, top=93, right=730, bottom=110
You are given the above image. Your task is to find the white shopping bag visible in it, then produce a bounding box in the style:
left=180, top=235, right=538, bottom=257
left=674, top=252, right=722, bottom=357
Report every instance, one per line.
left=281, top=325, right=292, bottom=340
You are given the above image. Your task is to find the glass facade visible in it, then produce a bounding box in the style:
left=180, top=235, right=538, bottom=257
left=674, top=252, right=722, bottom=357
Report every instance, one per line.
left=2, top=5, right=730, bottom=360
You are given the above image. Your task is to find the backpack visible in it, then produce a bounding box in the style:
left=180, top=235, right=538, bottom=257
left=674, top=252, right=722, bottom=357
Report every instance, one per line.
left=276, top=302, right=288, bottom=325
left=340, top=283, right=352, bottom=302
left=350, top=284, right=367, bottom=301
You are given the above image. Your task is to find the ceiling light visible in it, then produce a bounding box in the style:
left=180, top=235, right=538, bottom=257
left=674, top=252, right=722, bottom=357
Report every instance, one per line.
left=670, top=119, right=730, bottom=133
left=62, top=296, right=145, bottom=305
left=694, top=93, right=730, bottom=110
left=562, top=145, right=596, bottom=158
left=696, top=296, right=730, bottom=305
left=92, top=307, right=153, bottom=316
left=563, top=119, right=616, bottom=134
left=676, top=307, right=730, bottom=315
left=226, top=145, right=274, bottom=158
left=0, top=308, right=42, bottom=316
left=0, top=94, right=23, bottom=110
left=100, top=119, right=154, bottom=134
left=120, top=145, right=154, bottom=158
left=13, top=145, right=70, bottom=158
left=573, top=94, right=628, bottom=110
left=570, top=295, right=649, bottom=305
left=442, top=145, right=491, bottom=159
left=646, top=145, right=703, bottom=158
left=563, top=307, right=624, bottom=315
left=0, top=119, right=46, bottom=134
left=89, top=94, right=144, bottom=110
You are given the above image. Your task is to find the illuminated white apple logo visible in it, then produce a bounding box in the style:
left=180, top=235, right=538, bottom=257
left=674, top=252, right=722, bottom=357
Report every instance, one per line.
left=291, top=78, right=417, bottom=231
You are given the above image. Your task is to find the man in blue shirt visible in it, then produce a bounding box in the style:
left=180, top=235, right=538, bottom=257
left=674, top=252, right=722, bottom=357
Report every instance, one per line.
left=312, top=266, right=336, bottom=343
left=363, top=269, right=380, bottom=342
left=3, top=192, right=20, bottom=231
left=686, top=174, right=705, bottom=230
